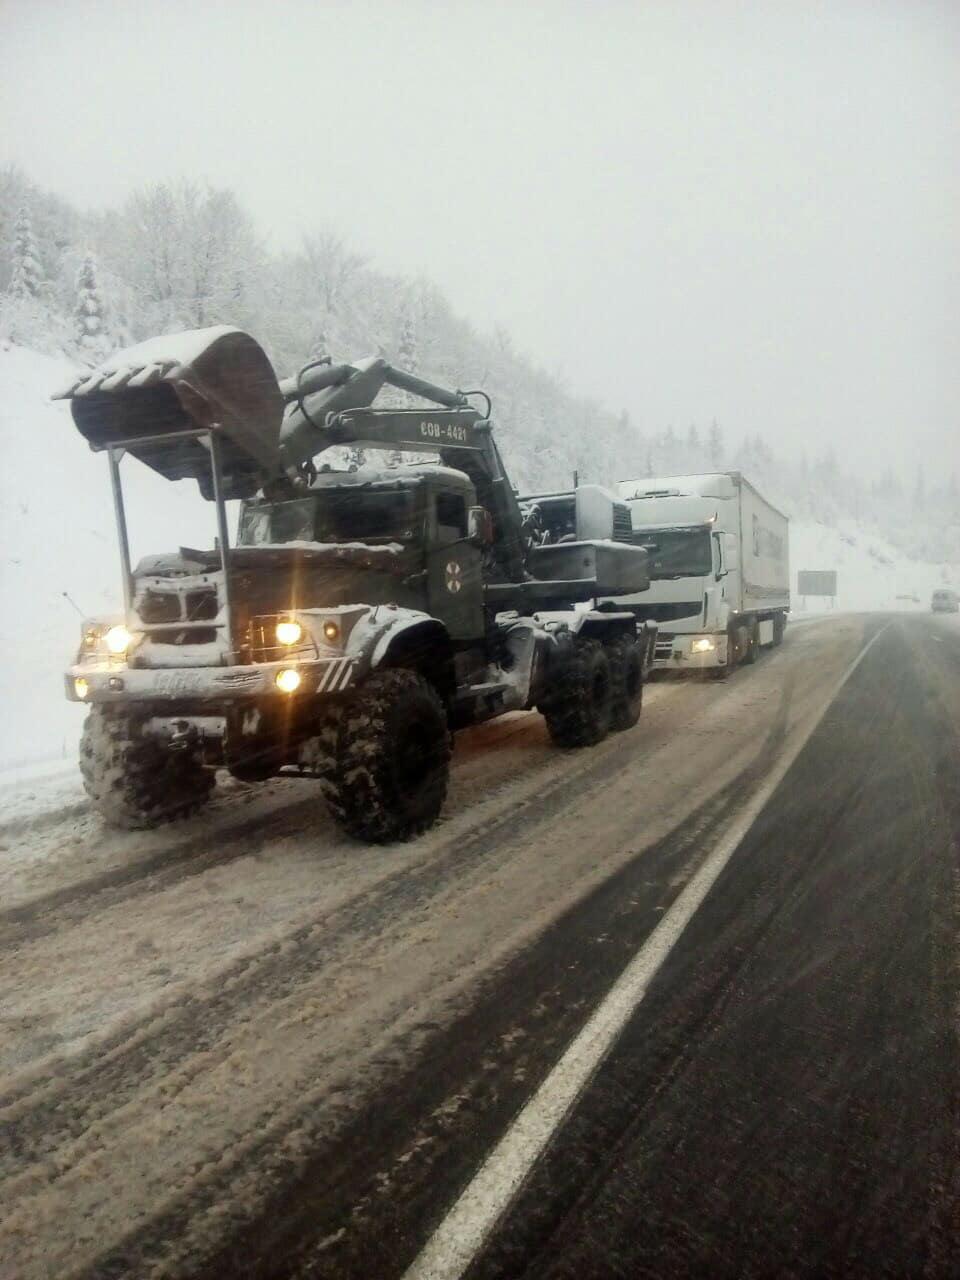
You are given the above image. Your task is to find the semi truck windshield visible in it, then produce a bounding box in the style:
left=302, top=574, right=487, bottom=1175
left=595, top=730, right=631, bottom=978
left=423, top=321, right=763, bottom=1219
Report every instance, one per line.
left=238, top=490, right=418, bottom=546
left=633, top=526, right=712, bottom=579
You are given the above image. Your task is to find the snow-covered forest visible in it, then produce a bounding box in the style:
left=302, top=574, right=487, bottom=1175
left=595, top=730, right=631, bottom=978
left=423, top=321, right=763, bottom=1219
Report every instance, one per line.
left=1, top=164, right=957, bottom=564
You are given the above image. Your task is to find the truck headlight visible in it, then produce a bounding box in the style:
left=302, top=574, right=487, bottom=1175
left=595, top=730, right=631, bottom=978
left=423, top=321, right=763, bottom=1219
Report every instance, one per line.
left=104, top=624, right=132, bottom=655
left=322, top=619, right=340, bottom=644
left=276, top=619, right=303, bottom=646
left=691, top=637, right=716, bottom=653
left=74, top=677, right=89, bottom=699
left=276, top=667, right=302, bottom=693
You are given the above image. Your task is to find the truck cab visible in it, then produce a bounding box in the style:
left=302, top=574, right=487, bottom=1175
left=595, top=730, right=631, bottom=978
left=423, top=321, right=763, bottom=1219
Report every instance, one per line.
left=236, top=466, right=486, bottom=645
left=608, top=472, right=789, bottom=676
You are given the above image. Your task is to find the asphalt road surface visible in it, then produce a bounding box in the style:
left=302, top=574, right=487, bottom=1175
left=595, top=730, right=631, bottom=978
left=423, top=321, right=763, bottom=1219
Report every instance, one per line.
left=1, top=613, right=957, bottom=1279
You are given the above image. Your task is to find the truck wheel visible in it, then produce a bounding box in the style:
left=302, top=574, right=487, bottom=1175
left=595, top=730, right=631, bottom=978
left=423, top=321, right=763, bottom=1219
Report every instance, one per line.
left=741, top=620, right=760, bottom=665
left=542, top=638, right=614, bottom=748
left=772, top=614, right=786, bottom=646
left=79, top=707, right=214, bottom=829
left=227, top=758, right=280, bottom=784
left=607, top=636, right=644, bottom=731
left=324, top=669, right=450, bottom=843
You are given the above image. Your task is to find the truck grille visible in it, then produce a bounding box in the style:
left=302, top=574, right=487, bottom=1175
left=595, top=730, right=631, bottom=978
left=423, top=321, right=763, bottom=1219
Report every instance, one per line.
left=139, top=587, right=218, bottom=623
left=612, top=503, right=633, bottom=543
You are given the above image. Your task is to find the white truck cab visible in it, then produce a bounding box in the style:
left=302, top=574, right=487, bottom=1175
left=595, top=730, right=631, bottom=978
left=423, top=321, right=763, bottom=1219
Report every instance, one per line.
left=611, top=472, right=790, bottom=676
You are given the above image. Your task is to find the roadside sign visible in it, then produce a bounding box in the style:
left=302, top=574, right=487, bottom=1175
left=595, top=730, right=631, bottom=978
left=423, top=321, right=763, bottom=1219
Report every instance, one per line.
left=797, top=570, right=837, bottom=597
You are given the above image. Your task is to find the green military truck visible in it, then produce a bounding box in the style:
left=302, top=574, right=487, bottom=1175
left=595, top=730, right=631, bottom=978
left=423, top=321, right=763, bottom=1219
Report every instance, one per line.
left=57, top=326, right=653, bottom=841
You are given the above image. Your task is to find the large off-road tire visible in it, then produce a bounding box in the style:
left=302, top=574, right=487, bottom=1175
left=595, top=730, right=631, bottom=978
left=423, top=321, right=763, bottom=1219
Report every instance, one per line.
left=79, top=707, right=214, bottom=829
left=322, top=669, right=451, bottom=843
left=226, top=758, right=280, bottom=784
left=542, top=638, right=614, bottom=748
left=607, top=635, right=644, bottom=731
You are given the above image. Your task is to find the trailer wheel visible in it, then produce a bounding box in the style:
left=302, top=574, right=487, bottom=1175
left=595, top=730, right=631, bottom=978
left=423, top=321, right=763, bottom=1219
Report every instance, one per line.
left=324, top=669, right=450, bottom=843
left=607, top=636, right=644, bottom=731
left=79, top=707, right=214, bottom=829
left=542, top=638, right=614, bottom=748
left=742, top=619, right=760, bottom=664
left=772, top=614, right=786, bottom=646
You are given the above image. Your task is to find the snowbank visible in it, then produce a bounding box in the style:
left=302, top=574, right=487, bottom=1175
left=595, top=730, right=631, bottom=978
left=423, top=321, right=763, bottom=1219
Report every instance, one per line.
left=0, top=343, right=220, bottom=769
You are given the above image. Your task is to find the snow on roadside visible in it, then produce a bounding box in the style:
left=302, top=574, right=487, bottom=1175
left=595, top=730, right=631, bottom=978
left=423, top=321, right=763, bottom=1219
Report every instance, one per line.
left=790, top=518, right=958, bottom=614
left=0, top=342, right=221, bottom=771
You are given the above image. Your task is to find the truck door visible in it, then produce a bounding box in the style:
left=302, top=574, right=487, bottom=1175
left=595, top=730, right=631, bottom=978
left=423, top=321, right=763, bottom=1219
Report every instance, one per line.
left=427, top=490, right=485, bottom=642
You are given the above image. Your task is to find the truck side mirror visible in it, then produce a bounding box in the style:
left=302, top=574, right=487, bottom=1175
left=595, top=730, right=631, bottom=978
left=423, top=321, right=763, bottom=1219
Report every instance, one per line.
left=468, top=506, right=494, bottom=546
left=713, top=531, right=728, bottom=579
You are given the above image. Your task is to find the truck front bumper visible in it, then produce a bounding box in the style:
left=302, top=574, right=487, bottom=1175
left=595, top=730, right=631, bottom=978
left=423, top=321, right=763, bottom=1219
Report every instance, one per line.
left=65, top=656, right=358, bottom=704
left=653, top=632, right=729, bottom=671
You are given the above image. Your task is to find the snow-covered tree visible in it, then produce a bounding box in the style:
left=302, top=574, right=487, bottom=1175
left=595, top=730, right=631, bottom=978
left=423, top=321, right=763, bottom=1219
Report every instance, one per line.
left=707, top=419, right=724, bottom=468
left=74, top=253, right=108, bottom=355
left=9, top=209, right=43, bottom=299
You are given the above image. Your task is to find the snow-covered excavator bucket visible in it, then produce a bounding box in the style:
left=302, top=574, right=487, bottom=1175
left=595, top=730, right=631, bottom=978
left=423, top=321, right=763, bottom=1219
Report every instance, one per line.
left=54, top=326, right=284, bottom=499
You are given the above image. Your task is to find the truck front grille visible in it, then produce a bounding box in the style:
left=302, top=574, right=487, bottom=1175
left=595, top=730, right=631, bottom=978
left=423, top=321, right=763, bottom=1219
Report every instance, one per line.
left=139, top=587, right=218, bottom=623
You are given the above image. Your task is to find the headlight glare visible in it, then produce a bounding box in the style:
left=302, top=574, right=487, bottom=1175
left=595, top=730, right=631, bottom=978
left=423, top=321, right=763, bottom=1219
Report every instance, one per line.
left=691, top=637, right=716, bottom=654
left=276, top=619, right=303, bottom=646
left=104, top=625, right=132, bottom=655
left=276, top=667, right=302, bottom=693
left=322, top=619, right=340, bottom=644
left=74, top=677, right=89, bottom=699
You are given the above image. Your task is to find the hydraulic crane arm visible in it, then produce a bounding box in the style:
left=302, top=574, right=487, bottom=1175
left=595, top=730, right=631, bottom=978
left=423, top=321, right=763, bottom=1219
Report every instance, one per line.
left=58, top=326, right=530, bottom=582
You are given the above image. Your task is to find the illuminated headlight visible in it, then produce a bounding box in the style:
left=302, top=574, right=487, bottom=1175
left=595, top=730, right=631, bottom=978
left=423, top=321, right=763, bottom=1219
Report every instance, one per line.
left=104, top=624, right=132, bottom=655
left=276, top=619, right=303, bottom=646
left=322, top=619, right=340, bottom=644
left=74, top=677, right=89, bottom=699
left=691, top=637, right=716, bottom=654
left=275, top=667, right=302, bottom=693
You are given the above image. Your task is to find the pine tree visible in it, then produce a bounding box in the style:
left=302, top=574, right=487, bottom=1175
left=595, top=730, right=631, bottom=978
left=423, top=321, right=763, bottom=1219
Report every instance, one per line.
left=74, top=253, right=107, bottom=354
left=686, top=423, right=701, bottom=466
left=9, top=209, right=42, bottom=298
left=912, top=465, right=925, bottom=512
left=707, top=419, right=724, bottom=468
left=397, top=302, right=418, bottom=410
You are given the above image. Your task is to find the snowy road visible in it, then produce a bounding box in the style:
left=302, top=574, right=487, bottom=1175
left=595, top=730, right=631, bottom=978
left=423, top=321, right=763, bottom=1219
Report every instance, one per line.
left=1, top=614, right=957, bottom=1278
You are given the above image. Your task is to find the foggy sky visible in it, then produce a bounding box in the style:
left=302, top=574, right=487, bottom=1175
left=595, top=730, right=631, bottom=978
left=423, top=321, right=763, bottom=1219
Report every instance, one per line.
left=2, top=0, right=957, bottom=479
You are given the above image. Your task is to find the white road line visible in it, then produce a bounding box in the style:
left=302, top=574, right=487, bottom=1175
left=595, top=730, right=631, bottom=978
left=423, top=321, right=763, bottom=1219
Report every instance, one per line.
left=405, top=620, right=893, bottom=1280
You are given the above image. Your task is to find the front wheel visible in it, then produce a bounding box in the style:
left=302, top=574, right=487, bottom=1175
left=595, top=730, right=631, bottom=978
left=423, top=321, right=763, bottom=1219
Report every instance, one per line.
left=323, top=669, right=451, bottom=843
left=607, top=636, right=644, bottom=730
left=79, top=707, right=214, bottom=829
left=541, top=638, right=614, bottom=748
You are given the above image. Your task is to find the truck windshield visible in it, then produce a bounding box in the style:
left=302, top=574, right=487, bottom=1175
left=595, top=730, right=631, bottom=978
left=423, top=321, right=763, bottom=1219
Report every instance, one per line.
left=238, top=489, right=418, bottom=547
left=633, top=526, right=712, bottom=579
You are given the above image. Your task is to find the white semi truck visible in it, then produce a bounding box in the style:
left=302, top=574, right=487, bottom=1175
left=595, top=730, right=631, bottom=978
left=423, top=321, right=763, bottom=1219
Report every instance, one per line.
left=612, top=472, right=790, bottom=677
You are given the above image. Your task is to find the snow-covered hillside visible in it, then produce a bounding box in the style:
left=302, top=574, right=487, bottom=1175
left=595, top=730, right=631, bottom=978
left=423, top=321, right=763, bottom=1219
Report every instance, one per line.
left=0, top=343, right=222, bottom=770
left=0, top=342, right=957, bottom=772
left=791, top=519, right=959, bottom=615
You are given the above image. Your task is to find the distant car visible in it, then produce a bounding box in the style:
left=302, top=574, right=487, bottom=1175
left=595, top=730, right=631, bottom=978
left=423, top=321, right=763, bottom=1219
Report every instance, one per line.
left=931, top=589, right=959, bottom=613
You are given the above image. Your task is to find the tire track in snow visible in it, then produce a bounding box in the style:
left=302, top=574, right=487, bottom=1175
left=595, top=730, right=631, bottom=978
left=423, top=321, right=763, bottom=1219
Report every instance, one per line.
left=82, top=707, right=798, bottom=1280
left=0, top=701, right=699, bottom=1186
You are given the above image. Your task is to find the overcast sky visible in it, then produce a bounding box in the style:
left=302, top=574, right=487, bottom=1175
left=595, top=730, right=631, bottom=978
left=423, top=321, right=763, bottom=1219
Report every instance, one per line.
left=2, top=0, right=957, bottom=477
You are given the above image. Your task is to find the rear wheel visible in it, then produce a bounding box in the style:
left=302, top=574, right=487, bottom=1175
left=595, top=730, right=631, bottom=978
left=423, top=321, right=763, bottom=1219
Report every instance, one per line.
left=542, top=638, right=614, bottom=748
left=772, top=613, right=786, bottom=646
left=607, top=636, right=644, bottom=730
left=323, top=669, right=450, bottom=843
left=80, top=707, right=214, bottom=829
left=741, top=619, right=760, bottom=665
